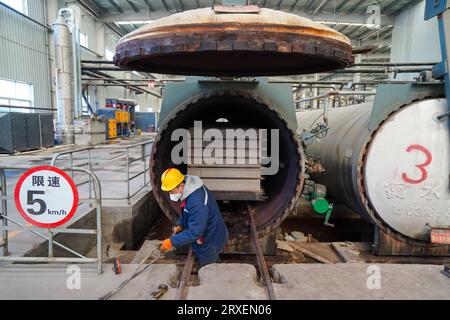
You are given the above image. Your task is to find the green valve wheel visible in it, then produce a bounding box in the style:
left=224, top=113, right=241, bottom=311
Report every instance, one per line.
left=312, top=198, right=330, bottom=214
left=311, top=197, right=334, bottom=227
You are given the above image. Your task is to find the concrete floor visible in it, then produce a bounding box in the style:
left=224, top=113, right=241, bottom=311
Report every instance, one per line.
left=0, top=262, right=448, bottom=300
left=1, top=134, right=449, bottom=300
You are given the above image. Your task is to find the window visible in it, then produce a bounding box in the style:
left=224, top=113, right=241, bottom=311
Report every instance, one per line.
left=79, top=31, right=88, bottom=48
left=0, top=78, right=34, bottom=113
left=0, top=0, right=27, bottom=14
left=105, top=48, right=115, bottom=61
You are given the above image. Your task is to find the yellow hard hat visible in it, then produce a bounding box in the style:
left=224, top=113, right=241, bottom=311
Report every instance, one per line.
left=161, top=168, right=185, bottom=191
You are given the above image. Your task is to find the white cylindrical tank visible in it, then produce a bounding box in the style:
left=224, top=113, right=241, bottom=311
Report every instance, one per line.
left=298, top=98, right=450, bottom=244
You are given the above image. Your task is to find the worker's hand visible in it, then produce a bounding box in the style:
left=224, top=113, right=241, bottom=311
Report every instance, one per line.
left=160, top=239, right=172, bottom=253
left=173, top=225, right=183, bottom=235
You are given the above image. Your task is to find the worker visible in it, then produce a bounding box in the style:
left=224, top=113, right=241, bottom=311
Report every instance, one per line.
left=159, top=168, right=229, bottom=267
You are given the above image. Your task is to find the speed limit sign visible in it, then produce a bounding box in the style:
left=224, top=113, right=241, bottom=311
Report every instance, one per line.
left=14, top=166, right=79, bottom=228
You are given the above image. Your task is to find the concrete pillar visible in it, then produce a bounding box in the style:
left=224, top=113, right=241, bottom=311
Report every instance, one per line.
left=53, top=13, right=74, bottom=144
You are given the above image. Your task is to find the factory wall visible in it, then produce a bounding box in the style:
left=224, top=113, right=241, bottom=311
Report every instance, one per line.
left=0, top=0, right=52, bottom=111
left=390, top=0, right=441, bottom=81
left=0, top=0, right=160, bottom=117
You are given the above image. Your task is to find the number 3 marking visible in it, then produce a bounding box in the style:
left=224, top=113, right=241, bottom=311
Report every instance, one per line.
left=401, top=144, right=432, bottom=184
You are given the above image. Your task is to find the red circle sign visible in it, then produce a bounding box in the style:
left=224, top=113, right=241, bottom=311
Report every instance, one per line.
left=14, top=166, right=79, bottom=228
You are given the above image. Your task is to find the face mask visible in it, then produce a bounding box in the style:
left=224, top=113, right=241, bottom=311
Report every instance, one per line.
left=170, top=193, right=182, bottom=202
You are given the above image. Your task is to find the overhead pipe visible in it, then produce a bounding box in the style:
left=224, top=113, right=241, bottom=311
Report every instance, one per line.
left=82, top=71, right=148, bottom=95
left=295, top=90, right=377, bottom=103
left=83, top=70, right=162, bottom=98
left=335, top=67, right=433, bottom=74
left=353, top=62, right=438, bottom=67
left=81, top=67, right=126, bottom=72
left=81, top=60, right=116, bottom=64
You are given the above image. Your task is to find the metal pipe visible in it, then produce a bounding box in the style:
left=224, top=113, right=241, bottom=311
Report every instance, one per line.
left=126, top=149, right=130, bottom=204
left=82, top=70, right=162, bottom=97
left=0, top=257, right=98, bottom=263
left=353, top=62, right=438, bottom=67
left=82, top=78, right=150, bottom=82
left=82, top=84, right=157, bottom=87
left=0, top=105, right=57, bottom=112
left=82, top=67, right=125, bottom=72
left=295, top=90, right=376, bottom=103
left=53, top=11, right=74, bottom=144
left=0, top=169, right=8, bottom=256
left=82, top=77, right=183, bottom=82
left=81, top=60, right=116, bottom=64
left=335, top=67, right=433, bottom=74
left=48, top=230, right=54, bottom=258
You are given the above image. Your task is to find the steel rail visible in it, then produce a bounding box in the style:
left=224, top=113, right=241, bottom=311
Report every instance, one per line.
left=175, top=247, right=194, bottom=300
left=248, top=205, right=276, bottom=300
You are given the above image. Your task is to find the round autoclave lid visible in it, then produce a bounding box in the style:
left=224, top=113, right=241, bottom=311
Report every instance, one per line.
left=114, top=6, right=353, bottom=76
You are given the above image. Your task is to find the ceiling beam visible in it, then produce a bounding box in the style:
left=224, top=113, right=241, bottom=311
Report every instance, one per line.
left=143, top=0, right=154, bottom=12
left=355, top=39, right=391, bottom=48
left=126, top=0, right=140, bottom=12
left=107, top=0, right=124, bottom=13
left=76, top=0, right=102, bottom=17
left=161, top=0, right=171, bottom=11
left=100, top=10, right=394, bottom=26
left=312, top=0, right=329, bottom=16
left=359, top=53, right=390, bottom=60
left=359, top=25, right=392, bottom=41
left=75, top=0, right=125, bottom=37
left=289, top=0, right=300, bottom=11
left=347, top=0, right=366, bottom=14
left=391, top=0, right=421, bottom=16
left=335, top=0, right=347, bottom=12
left=382, top=0, right=399, bottom=14
left=303, top=0, right=316, bottom=12
left=178, top=0, right=185, bottom=11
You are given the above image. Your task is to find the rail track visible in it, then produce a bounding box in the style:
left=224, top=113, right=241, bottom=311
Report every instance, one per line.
left=174, top=205, right=276, bottom=300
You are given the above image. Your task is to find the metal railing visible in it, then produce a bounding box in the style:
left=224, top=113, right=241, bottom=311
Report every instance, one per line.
left=0, top=166, right=103, bottom=274
left=50, top=140, right=153, bottom=204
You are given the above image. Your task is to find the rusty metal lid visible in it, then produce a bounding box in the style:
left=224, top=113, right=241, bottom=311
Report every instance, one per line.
left=114, top=6, right=353, bottom=76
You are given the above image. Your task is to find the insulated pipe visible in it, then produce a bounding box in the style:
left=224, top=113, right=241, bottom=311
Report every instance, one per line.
left=53, top=12, right=74, bottom=144
left=297, top=98, right=450, bottom=245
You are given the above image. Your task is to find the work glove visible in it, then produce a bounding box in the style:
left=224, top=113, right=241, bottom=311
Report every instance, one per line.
left=173, top=225, right=183, bottom=235
left=160, top=239, right=172, bottom=253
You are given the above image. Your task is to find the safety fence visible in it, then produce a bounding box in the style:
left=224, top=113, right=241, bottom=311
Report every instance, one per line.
left=50, top=140, right=153, bottom=204
left=0, top=166, right=103, bottom=274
